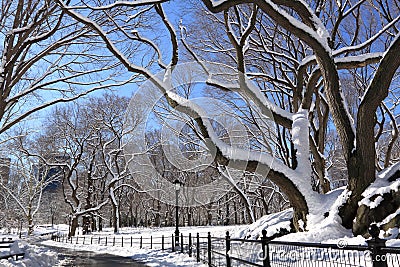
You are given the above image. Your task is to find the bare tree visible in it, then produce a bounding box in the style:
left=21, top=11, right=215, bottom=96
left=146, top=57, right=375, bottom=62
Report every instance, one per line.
left=55, top=0, right=400, bottom=236
left=0, top=0, right=131, bottom=135
left=0, top=136, right=62, bottom=235
left=87, top=93, right=144, bottom=233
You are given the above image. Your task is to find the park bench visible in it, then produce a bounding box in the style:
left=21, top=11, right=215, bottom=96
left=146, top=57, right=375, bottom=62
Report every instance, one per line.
left=0, top=239, right=25, bottom=261
left=0, top=252, right=25, bottom=260
left=0, top=239, right=13, bottom=248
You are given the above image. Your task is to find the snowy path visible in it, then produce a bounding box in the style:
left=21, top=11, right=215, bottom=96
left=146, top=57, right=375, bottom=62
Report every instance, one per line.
left=44, top=245, right=145, bottom=266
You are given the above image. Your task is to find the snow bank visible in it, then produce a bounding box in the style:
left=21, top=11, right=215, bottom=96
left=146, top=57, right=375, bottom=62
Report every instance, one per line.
left=0, top=240, right=58, bottom=267
left=360, top=162, right=400, bottom=207
left=232, top=209, right=293, bottom=240
left=229, top=187, right=370, bottom=245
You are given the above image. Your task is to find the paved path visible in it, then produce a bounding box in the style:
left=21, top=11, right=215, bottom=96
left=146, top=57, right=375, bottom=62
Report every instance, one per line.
left=46, top=246, right=146, bottom=267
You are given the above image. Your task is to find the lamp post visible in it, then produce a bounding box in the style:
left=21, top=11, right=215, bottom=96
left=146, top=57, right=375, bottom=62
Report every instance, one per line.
left=173, top=179, right=183, bottom=248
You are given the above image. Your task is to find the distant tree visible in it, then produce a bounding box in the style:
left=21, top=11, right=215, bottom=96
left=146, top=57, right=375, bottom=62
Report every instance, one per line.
left=0, top=136, right=62, bottom=235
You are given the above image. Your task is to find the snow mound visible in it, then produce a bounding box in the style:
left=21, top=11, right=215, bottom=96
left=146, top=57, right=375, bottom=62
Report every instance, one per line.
left=0, top=240, right=58, bottom=267
left=232, top=209, right=293, bottom=240
left=360, top=162, right=400, bottom=207
left=231, top=187, right=364, bottom=244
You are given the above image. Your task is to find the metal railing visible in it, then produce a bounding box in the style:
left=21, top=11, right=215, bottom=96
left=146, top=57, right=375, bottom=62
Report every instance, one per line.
left=52, top=233, right=173, bottom=250
left=189, top=230, right=400, bottom=267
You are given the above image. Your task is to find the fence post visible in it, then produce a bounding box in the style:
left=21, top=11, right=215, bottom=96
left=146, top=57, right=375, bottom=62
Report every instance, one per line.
left=113, top=236, right=115, bottom=246
left=367, top=224, right=388, bottom=267
left=106, top=236, right=108, bottom=246
left=226, top=231, right=231, bottom=267
left=172, top=235, right=175, bottom=252
left=207, top=232, right=212, bottom=267
left=196, top=233, right=200, bottom=262
left=122, top=236, right=124, bottom=247
left=83, top=237, right=85, bottom=245
left=91, top=236, right=93, bottom=245
left=140, top=236, right=143, bottom=249
left=181, top=233, right=184, bottom=253
left=98, top=236, right=100, bottom=245
left=162, top=235, right=165, bottom=250
left=151, top=236, right=153, bottom=249
left=189, top=233, right=192, bottom=257
left=262, top=230, right=270, bottom=267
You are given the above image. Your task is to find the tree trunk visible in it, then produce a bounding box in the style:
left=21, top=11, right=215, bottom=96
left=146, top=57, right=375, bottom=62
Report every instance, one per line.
left=91, top=215, right=97, bottom=232
left=99, top=217, right=103, bottom=231
left=27, top=216, right=34, bottom=236
left=234, top=202, right=238, bottom=224
left=69, top=216, right=79, bottom=237
left=109, top=187, right=119, bottom=233
left=340, top=111, right=378, bottom=233
left=112, top=204, right=119, bottom=233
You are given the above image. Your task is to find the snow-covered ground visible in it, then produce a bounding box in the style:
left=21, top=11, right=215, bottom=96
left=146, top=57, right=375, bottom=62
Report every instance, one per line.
left=0, top=238, right=58, bottom=267
left=43, top=225, right=241, bottom=267
left=0, top=224, right=242, bottom=267
left=2, top=206, right=400, bottom=267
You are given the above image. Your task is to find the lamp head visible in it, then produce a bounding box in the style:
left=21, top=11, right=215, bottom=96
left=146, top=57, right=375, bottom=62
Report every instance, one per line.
left=173, top=179, right=183, bottom=190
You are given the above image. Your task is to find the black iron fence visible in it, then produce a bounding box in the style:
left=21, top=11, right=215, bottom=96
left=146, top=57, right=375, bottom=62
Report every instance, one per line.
left=189, top=230, right=400, bottom=267
left=52, top=229, right=400, bottom=267
left=52, top=234, right=173, bottom=250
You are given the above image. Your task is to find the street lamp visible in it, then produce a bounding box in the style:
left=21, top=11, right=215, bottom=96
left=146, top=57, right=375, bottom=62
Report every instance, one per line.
left=173, top=179, right=183, bottom=248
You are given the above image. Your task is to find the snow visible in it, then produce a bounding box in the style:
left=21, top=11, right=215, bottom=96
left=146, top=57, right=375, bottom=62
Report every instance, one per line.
left=232, top=209, right=293, bottom=240
left=291, top=109, right=321, bottom=213
left=230, top=188, right=367, bottom=246
left=0, top=240, right=58, bottom=267
left=360, top=162, right=400, bottom=207
left=334, top=52, right=383, bottom=64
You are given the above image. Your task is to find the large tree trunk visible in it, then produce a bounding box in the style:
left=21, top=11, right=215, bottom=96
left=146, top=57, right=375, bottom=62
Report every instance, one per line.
left=339, top=32, right=400, bottom=234
left=339, top=154, right=376, bottom=233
